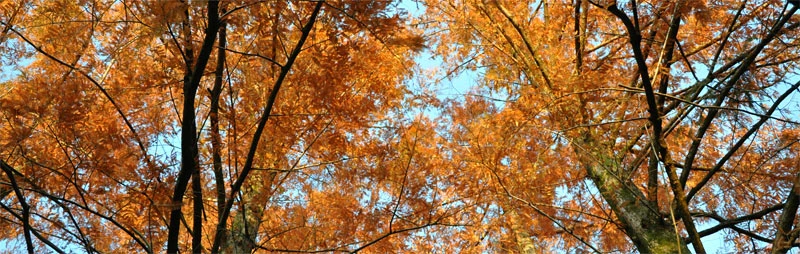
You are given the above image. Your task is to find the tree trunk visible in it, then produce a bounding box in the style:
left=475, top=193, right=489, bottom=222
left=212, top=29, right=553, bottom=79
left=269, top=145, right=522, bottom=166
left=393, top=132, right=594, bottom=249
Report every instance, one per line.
left=576, top=140, right=690, bottom=253
left=772, top=172, right=800, bottom=254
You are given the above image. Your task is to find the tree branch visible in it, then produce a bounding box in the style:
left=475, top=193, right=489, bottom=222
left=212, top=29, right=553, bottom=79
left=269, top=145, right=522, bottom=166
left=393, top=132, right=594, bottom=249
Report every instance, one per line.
left=684, top=4, right=799, bottom=202
left=687, top=78, right=800, bottom=201
left=1, top=160, right=34, bottom=254
left=210, top=2, right=323, bottom=252
left=605, top=2, right=706, bottom=252
left=167, top=0, right=221, bottom=252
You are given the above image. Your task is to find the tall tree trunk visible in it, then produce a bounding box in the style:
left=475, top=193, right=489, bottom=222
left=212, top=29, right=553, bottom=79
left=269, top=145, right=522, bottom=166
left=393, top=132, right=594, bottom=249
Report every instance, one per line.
left=167, top=1, right=221, bottom=252
left=576, top=138, right=690, bottom=253
left=210, top=6, right=228, bottom=252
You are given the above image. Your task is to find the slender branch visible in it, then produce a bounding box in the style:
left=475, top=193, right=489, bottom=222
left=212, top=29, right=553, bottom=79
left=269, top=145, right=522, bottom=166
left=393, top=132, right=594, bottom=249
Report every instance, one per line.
left=573, top=0, right=583, bottom=74
left=10, top=153, right=153, bottom=252
left=709, top=0, right=748, bottom=71
left=1, top=23, right=154, bottom=168
left=684, top=4, right=799, bottom=202
left=687, top=78, right=800, bottom=201
left=350, top=219, right=447, bottom=253
left=210, top=3, right=323, bottom=252
left=618, top=85, right=800, bottom=125
left=1, top=160, right=34, bottom=254
left=604, top=2, right=706, bottom=252
left=483, top=151, right=602, bottom=252
left=690, top=205, right=787, bottom=246
left=491, top=0, right=553, bottom=91
left=220, top=46, right=283, bottom=67
left=692, top=203, right=783, bottom=238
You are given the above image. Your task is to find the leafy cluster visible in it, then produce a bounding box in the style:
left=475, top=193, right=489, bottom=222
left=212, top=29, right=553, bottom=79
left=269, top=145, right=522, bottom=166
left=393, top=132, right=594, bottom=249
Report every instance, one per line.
left=1, top=0, right=799, bottom=253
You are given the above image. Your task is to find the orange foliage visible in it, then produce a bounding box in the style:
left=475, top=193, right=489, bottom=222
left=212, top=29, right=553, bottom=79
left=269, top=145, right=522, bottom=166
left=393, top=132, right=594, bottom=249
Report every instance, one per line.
left=1, top=0, right=800, bottom=253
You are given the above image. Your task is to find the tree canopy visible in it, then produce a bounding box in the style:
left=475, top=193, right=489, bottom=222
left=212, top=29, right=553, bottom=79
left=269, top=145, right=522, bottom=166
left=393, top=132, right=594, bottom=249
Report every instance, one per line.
left=1, top=0, right=799, bottom=253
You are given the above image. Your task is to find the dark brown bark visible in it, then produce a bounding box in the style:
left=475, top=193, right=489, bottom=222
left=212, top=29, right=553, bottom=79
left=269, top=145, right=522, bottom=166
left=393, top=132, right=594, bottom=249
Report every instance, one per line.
left=685, top=5, right=799, bottom=201
left=167, top=1, right=221, bottom=253
left=1, top=160, right=34, bottom=254
left=191, top=168, right=203, bottom=253
left=603, top=3, right=706, bottom=252
left=573, top=0, right=582, bottom=74
left=210, top=2, right=323, bottom=252
left=210, top=6, right=228, bottom=251
left=773, top=175, right=799, bottom=254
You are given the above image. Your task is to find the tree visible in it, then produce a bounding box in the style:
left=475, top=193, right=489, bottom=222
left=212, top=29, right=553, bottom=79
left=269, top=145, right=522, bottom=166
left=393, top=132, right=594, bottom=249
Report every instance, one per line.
left=2, top=0, right=800, bottom=253
left=421, top=0, right=800, bottom=252
left=0, top=0, right=443, bottom=253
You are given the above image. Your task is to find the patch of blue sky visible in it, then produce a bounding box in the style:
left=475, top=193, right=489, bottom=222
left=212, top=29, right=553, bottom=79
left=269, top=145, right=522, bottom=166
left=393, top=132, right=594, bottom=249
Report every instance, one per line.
left=0, top=55, right=33, bottom=84
left=399, top=0, right=489, bottom=103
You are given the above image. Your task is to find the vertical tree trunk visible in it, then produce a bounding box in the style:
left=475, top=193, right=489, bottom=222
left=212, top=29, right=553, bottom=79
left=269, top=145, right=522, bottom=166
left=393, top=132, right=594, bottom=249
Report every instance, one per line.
left=210, top=6, right=228, bottom=252
left=167, top=1, right=221, bottom=252
left=576, top=139, right=690, bottom=253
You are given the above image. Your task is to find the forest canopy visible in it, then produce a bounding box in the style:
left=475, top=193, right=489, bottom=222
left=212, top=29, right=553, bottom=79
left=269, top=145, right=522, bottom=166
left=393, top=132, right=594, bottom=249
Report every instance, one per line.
left=1, top=0, right=800, bottom=253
